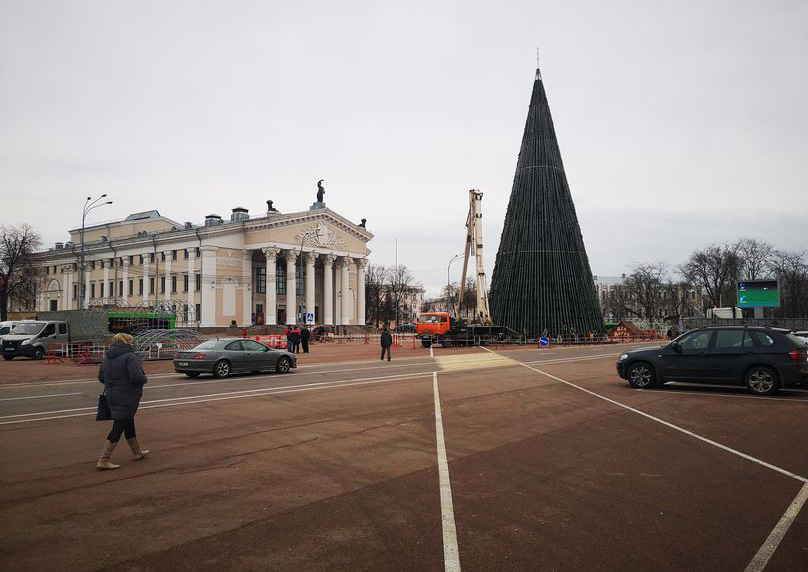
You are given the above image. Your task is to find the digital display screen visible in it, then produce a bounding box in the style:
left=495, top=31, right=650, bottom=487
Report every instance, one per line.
left=737, top=280, right=779, bottom=308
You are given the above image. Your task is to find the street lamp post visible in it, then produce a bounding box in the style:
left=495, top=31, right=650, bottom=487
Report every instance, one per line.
left=79, top=195, right=113, bottom=309
left=447, top=253, right=463, bottom=315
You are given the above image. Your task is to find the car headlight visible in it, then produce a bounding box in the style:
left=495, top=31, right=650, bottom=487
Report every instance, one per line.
left=21, top=339, right=31, bottom=346
left=618, top=353, right=628, bottom=361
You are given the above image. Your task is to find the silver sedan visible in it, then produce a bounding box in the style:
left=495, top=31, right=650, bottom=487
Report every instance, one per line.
left=173, top=338, right=297, bottom=378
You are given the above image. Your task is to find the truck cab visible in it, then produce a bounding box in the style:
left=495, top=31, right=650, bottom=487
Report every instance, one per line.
left=1, top=321, right=70, bottom=360
left=417, top=312, right=451, bottom=337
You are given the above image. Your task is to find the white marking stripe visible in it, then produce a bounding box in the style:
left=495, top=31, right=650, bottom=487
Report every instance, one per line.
left=520, top=364, right=808, bottom=484
left=433, top=372, right=461, bottom=572
left=744, top=483, right=808, bottom=572
left=0, top=392, right=82, bottom=401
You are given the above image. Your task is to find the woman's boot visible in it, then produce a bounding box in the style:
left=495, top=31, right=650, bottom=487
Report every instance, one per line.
left=96, top=440, right=121, bottom=470
left=126, top=437, right=150, bottom=460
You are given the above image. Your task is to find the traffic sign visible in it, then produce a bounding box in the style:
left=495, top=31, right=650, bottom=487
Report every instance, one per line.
left=306, top=313, right=314, bottom=324
left=539, top=337, right=549, bottom=347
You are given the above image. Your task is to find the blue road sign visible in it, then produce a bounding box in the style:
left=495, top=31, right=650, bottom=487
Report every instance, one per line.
left=539, top=337, right=549, bottom=347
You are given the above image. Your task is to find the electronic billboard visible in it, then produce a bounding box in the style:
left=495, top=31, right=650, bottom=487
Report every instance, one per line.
left=737, top=280, right=779, bottom=308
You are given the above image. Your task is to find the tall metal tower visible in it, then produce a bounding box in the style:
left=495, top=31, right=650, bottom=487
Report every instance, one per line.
left=489, top=65, right=604, bottom=338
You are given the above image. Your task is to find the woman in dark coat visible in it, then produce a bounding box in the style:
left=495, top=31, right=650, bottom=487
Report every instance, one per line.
left=96, top=333, right=149, bottom=470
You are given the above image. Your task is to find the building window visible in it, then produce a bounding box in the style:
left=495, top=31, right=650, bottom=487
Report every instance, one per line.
left=90, top=283, right=95, bottom=298
left=139, top=279, right=144, bottom=295
left=161, top=252, right=166, bottom=262
left=195, top=274, right=201, bottom=291
left=160, top=277, right=165, bottom=293
left=73, top=263, right=77, bottom=271
left=195, top=303, right=201, bottom=321
left=296, top=263, right=304, bottom=296
left=139, top=255, right=143, bottom=264
left=172, top=250, right=177, bottom=261
left=129, top=255, right=134, bottom=265
left=150, top=253, right=155, bottom=263
left=119, top=281, right=123, bottom=296
left=100, top=283, right=104, bottom=297
left=109, top=281, right=114, bottom=296
left=183, top=274, right=189, bottom=292
left=171, top=275, right=177, bottom=293
left=128, top=279, right=134, bottom=296
left=90, top=261, right=95, bottom=270
left=72, top=284, right=78, bottom=300
left=196, top=247, right=201, bottom=257
left=276, top=262, right=286, bottom=295
left=183, top=249, right=189, bottom=259
left=256, top=267, right=266, bottom=294
left=150, top=278, right=155, bottom=294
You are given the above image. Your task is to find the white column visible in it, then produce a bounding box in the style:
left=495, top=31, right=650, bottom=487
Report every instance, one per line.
left=62, top=271, right=71, bottom=311
left=304, top=251, right=317, bottom=325
left=122, top=259, right=130, bottom=301
left=340, top=257, right=351, bottom=326
left=103, top=262, right=109, bottom=299
left=142, top=253, right=150, bottom=303
left=242, top=250, right=252, bottom=327
left=263, top=247, right=279, bottom=325
left=186, top=249, right=195, bottom=313
left=285, top=250, right=298, bottom=325
left=322, top=254, right=335, bottom=326
left=200, top=246, right=217, bottom=327
left=334, top=260, right=342, bottom=325
left=163, top=251, right=172, bottom=301
left=84, top=262, right=92, bottom=307
left=356, top=257, right=367, bottom=326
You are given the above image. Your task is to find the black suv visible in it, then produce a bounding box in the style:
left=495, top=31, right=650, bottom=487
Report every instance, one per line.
left=616, top=326, right=808, bottom=396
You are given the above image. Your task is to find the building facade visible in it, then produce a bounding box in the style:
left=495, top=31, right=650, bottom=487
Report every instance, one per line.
left=34, top=204, right=373, bottom=328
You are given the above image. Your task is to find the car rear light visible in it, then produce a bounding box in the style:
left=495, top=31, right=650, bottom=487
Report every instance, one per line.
left=192, top=353, right=207, bottom=359
left=788, top=348, right=807, bottom=361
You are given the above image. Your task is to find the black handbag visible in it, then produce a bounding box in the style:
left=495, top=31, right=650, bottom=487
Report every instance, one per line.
left=96, top=390, right=111, bottom=421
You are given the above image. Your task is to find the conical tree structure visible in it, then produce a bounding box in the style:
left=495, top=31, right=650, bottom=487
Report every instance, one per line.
left=489, top=67, right=603, bottom=338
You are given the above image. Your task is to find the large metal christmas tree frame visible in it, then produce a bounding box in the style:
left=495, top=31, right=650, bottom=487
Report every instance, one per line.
left=489, top=66, right=604, bottom=338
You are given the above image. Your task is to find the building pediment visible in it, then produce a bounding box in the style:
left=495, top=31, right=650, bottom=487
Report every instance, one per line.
left=244, top=208, right=371, bottom=255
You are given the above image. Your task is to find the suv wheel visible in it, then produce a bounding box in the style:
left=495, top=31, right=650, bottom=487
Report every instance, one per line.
left=627, top=362, right=656, bottom=389
left=745, top=366, right=778, bottom=396
left=213, top=360, right=231, bottom=379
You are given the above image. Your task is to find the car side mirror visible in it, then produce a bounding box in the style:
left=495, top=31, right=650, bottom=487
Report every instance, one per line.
left=671, top=342, right=682, bottom=354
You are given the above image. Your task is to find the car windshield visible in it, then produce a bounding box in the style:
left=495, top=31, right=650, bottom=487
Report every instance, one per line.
left=194, top=340, right=222, bottom=349
left=0, top=326, right=11, bottom=335
left=419, top=315, right=440, bottom=324
left=11, top=323, right=44, bottom=335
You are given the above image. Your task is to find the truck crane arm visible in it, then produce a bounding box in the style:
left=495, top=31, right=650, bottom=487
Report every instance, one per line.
left=458, top=189, right=492, bottom=324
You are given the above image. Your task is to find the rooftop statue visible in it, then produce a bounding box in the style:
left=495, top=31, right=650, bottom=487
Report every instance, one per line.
left=316, top=180, right=325, bottom=203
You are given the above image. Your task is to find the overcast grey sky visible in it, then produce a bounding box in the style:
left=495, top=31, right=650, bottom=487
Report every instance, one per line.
left=2, top=0, right=807, bottom=297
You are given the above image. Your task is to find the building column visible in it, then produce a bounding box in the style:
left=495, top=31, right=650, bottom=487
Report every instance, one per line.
left=322, top=254, right=335, bottom=326
left=142, top=252, right=150, bottom=304
left=103, top=263, right=109, bottom=300
left=242, top=250, right=252, bottom=327
left=304, top=251, right=317, bottom=325
left=186, top=250, right=194, bottom=313
left=63, top=271, right=71, bottom=311
left=84, top=262, right=92, bottom=308
left=200, top=246, right=217, bottom=327
left=285, top=250, right=298, bottom=325
left=122, top=259, right=130, bottom=301
left=340, top=257, right=351, bottom=326
left=334, top=261, right=342, bottom=325
left=263, top=247, right=279, bottom=325
left=356, top=257, right=367, bottom=326
left=163, top=252, right=172, bottom=301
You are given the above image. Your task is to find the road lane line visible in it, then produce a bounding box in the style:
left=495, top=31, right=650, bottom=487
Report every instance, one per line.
left=520, top=363, right=808, bottom=484
left=430, top=346, right=434, bottom=358
left=0, top=392, right=82, bottom=401
left=433, top=372, right=461, bottom=572
left=744, top=482, right=808, bottom=572
left=644, top=389, right=808, bottom=404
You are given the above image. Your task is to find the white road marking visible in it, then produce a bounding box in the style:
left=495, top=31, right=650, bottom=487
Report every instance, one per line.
left=0, top=371, right=435, bottom=425
left=433, top=372, right=461, bottom=572
left=430, top=346, right=434, bottom=358
left=0, top=392, right=83, bottom=401
left=744, top=482, right=808, bottom=572
left=520, top=364, right=808, bottom=484
left=644, top=389, right=808, bottom=404
left=479, top=346, right=495, bottom=353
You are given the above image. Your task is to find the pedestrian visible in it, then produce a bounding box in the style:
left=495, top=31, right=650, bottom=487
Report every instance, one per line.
left=96, top=333, right=149, bottom=470
left=285, top=325, right=293, bottom=352
left=290, top=327, right=301, bottom=354
left=380, top=326, right=393, bottom=362
left=301, top=325, right=311, bottom=353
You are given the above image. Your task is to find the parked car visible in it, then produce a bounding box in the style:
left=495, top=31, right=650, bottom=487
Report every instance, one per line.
left=616, top=326, right=808, bottom=396
left=0, top=321, right=23, bottom=341
left=173, top=338, right=297, bottom=378
left=1, top=321, right=71, bottom=360
left=794, top=331, right=808, bottom=342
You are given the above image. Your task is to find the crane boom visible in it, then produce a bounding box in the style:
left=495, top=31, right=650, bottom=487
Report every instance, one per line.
left=458, top=189, right=492, bottom=324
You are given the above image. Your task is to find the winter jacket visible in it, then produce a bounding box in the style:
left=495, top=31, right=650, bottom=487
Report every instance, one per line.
left=290, top=330, right=301, bottom=343
left=380, top=331, right=393, bottom=348
left=98, top=342, right=148, bottom=419
left=301, top=328, right=311, bottom=341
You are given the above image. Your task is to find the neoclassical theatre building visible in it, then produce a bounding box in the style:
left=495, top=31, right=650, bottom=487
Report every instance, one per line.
left=35, top=201, right=373, bottom=328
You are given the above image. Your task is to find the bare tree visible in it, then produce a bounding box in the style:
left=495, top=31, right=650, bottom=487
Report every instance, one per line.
left=0, top=224, right=43, bottom=320
left=681, top=244, right=740, bottom=309
left=364, top=263, right=388, bottom=326
left=623, top=262, right=667, bottom=324
left=603, top=287, right=630, bottom=322
left=771, top=250, right=808, bottom=318
left=734, top=237, right=774, bottom=280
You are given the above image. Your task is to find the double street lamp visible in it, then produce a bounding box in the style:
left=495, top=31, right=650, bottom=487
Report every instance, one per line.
left=79, top=195, right=113, bottom=309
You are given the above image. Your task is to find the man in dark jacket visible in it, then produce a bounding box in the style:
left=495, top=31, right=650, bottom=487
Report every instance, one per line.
left=300, top=326, right=311, bottom=353
left=96, top=333, right=149, bottom=470
left=380, top=327, right=393, bottom=362
left=285, top=326, right=293, bottom=352
left=290, top=328, right=301, bottom=354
